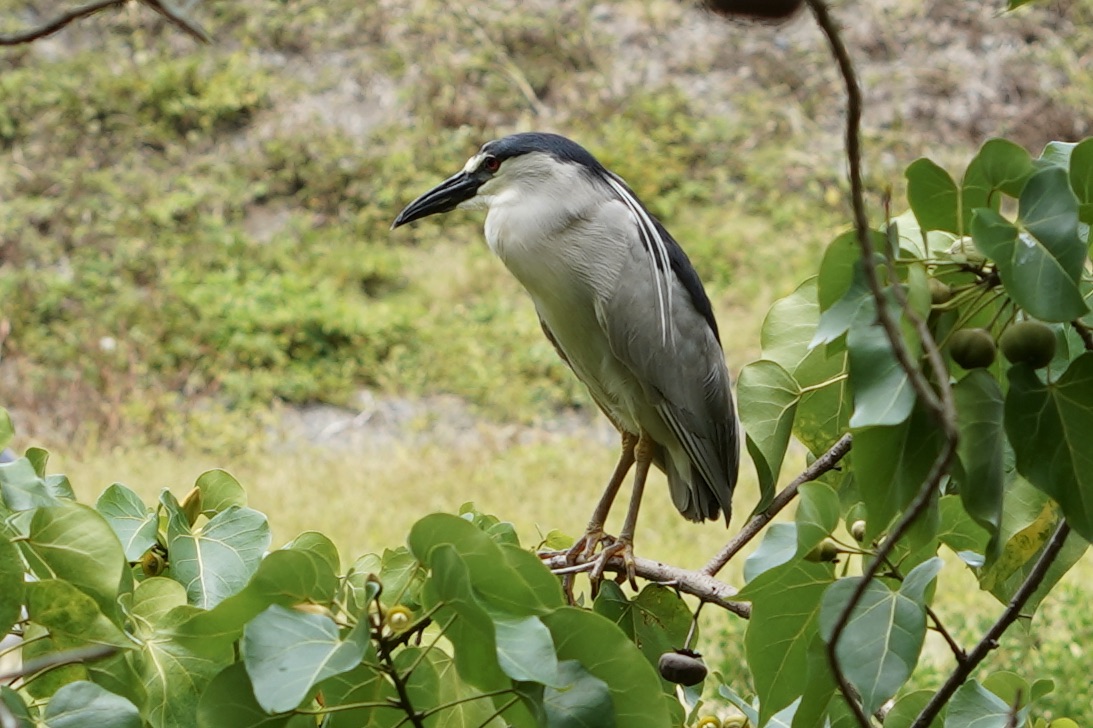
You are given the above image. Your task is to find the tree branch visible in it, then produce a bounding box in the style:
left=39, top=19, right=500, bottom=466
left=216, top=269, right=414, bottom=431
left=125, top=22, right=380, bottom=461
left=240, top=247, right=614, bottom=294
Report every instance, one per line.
left=702, top=433, right=853, bottom=577
left=0, top=0, right=127, bottom=45
left=1071, top=319, right=1093, bottom=352
left=911, top=521, right=1072, bottom=728
left=0, top=643, right=119, bottom=683
left=0, top=0, right=210, bottom=46
left=540, top=552, right=750, bottom=618
left=804, top=2, right=960, bottom=726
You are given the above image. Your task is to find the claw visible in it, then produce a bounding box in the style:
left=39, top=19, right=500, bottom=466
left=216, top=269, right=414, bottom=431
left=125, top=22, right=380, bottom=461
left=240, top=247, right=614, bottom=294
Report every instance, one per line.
left=588, top=538, right=637, bottom=591
left=564, top=528, right=614, bottom=562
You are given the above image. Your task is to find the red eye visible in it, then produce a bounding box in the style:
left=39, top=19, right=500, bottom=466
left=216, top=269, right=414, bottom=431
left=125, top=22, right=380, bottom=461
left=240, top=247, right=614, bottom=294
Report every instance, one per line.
left=483, top=156, right=500, bottom=173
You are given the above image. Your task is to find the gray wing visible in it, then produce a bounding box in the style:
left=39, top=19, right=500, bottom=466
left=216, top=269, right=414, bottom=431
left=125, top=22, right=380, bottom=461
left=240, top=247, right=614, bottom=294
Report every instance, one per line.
left=593, top=195, right=739, bottom=524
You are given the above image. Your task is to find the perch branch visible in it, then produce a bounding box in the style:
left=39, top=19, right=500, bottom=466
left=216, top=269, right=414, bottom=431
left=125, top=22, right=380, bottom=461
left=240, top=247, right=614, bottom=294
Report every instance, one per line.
left=540, top=553, right=750, bottom=618
left=702, top=433, right=853, bottom=577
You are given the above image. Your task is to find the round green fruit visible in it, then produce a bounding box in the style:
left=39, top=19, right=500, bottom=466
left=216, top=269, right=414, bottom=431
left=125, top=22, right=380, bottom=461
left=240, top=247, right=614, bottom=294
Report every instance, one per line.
left=1000, top=321, right=1056, bottom=369
left=805, top=538, right=840, bottom=563
left=928, top=279, right=953, bottom=305
left=949, top=328, right=996, bottom=369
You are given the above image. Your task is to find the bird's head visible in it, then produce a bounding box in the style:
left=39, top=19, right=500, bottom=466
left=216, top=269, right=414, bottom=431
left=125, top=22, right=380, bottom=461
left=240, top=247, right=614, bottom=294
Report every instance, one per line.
left=391, top=132, right=605, bottom=229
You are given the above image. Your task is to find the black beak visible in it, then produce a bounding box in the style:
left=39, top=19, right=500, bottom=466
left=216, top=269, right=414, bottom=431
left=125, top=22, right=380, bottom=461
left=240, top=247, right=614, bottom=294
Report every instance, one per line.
left=391, top=170, right=483, bottom=229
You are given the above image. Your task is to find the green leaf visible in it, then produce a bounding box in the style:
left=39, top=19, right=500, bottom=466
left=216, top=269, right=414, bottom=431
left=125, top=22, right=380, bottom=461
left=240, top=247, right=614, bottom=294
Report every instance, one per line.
left=544, top=659, right=615, bottom=728
left=762, top=280, right=850, bottom=454
left=907, top=158, right=960, bottom=233
left=0, top=457, right=61, bottom=511
left=885, top=689, right=943, bottom=728
left=812, top=253, right=880, bottom=347
left=27, top=580, right=132, bottom=648
left=42, top=681, right=141, bottom=728
left=819, top=558, right=941, bottom=714
left=284, top=531, right=340, bottom=575
left=142, top=628, right=234, bottom=728
left=541, top=607, right=673, bottom=727
left=847, top=302, right=915, bottom=427
left=0, top=407, right=13, bottom=450
left=164, top=490, right=272, bottom=609
left=499, top=543, right=566, bottom=609
left=493, top=614, right=560, bottom=686
left=979, top=483, right=1087, bottom=613
left=317, top=662, right=399, bottom=728
left=26, top=503, right=127, bottom=621
left=593, top=583, right=692, bottom=692
left=25, top=447, right=48, bottom=477
left=242, top=604, right=363, bottom=713
left=972, top=169, right=1087, bottom=322
left=796, top=482, right=840, bottom=556
left=981, top=671, right=1034, bottom=712
left=1006, top=354, right=1093, bottom=539
left=198, top=663, right=294, bottom=728
left=195, top=469, right=247, bottom=516
left=409, top=513, right=561, bottom=614
left=420, top=544, right=509, bottom=692
left=953, top=371, right=1004, bottom=538
left=96, top=484, right=158, bottom=562
left=131, top=578, right=188, bottom=636
left=743, top=523, right=798, bottom=582
left=737, top=360, right=800, bottom=506
left=737, top=561, right=834, bottom=724
left=962, top=139, right=1034, bottom=228
left=852, top=402, right=942, bottom=540
left=937, top=495, right=990, bottom=560
left=1039, top=141, right=1076, bottom=169
left=1069, top=138, right=1093, bottom=221
left=816, top=231, right=861, bottom=311
left=0, top=685, right=33, bottom=728
left=0, top=531, right=24, bottom=638
left=176, top=549, right=338, bottom=642
left=945, top=680, right=1028, bottom=728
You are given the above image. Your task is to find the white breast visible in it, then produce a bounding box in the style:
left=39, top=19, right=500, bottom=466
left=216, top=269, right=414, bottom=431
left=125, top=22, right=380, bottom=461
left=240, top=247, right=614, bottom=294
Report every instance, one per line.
left=482, top=168, right=651, bottom=432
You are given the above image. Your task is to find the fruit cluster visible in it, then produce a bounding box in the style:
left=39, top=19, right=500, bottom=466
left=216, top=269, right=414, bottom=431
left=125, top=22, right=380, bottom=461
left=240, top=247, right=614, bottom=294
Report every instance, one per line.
left=947, top=320, right=1056, bottom=370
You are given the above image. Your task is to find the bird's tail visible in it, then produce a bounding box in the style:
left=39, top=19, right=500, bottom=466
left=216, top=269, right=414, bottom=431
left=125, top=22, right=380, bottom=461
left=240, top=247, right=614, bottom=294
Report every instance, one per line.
left=655, top=444, right=731, bottom=525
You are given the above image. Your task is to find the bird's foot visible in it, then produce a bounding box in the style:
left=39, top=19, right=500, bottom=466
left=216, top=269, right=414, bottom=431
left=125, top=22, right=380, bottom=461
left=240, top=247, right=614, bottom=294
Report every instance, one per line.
left=589, top=537, right=637, bottom=591
left=565, top=528, right=614, bottom=564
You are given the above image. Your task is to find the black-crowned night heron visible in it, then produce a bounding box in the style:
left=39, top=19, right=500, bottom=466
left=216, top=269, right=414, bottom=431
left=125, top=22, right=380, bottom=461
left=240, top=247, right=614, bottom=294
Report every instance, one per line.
left=392, top=132, right=739, bottom=580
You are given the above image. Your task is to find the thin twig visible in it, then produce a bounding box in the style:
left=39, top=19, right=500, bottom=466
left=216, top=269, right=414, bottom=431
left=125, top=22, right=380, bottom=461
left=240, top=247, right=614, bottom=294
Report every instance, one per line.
left=703, top=433, right=853, bottom=577
left=420, top=689, right=515, bottom=719
left=925, top=604, right=967, bottom=664
left=0, top=644, right=120, bottom=682
left=0, top=0, right=127, bottom=44
left=475, top=696, right=519, bottom=728
left=1071, top=320, right=1093, bottom=352
left=0, top=0, right=209, bottom=46
left=0, top=0, right=126, bottom=45
left=911, top=521, right=1071, bottom=727
left=539, top=552, right=750, bottom=618
left=805, top=2, right=959, bottom=726
left=142, top=0, right=211, bottom=43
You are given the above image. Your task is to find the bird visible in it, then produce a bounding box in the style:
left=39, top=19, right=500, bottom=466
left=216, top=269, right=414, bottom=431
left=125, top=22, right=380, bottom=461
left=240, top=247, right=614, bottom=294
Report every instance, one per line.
left=391, top=132, right=739, bottom=583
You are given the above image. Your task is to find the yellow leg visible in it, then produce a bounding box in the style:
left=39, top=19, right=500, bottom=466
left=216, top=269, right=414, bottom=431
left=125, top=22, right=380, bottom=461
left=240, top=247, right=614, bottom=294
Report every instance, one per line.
left=590, top=430, right=654, bottom=589
left=566, top=431, right=638, bottom=561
